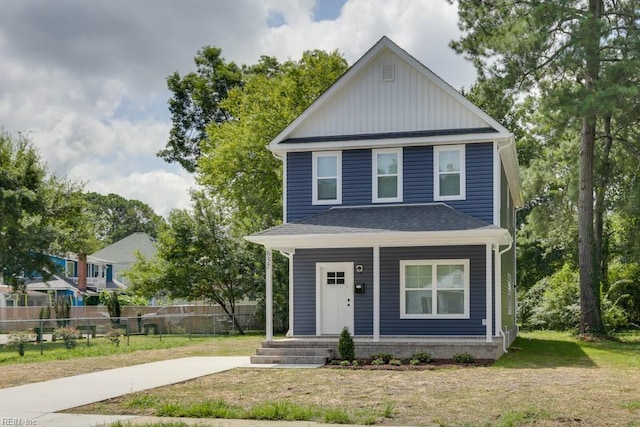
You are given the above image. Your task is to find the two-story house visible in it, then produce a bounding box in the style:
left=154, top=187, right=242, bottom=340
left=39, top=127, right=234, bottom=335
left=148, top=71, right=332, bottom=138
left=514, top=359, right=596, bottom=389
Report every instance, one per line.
left=247, top=37, right=523, bottom=362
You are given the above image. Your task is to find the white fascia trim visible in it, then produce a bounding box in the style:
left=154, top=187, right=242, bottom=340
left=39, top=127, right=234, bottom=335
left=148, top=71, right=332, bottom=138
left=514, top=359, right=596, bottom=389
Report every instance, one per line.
left=283, top=153, right=288, bottom=223
left=246, top=229, right=511, bottom=252
left=497, top=136, right=524, bottom=207
left=271, top=132, right=513, bottom=157
left=493, top=141, right=500, bottom=227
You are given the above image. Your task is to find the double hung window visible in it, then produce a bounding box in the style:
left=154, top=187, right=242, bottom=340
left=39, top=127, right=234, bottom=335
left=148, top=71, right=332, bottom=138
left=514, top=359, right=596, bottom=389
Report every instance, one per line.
left=434, top=145, right=465, bottom=200
left=312, top=151, right=341, bottom=204
left=373, top=148, right=402, bottom=202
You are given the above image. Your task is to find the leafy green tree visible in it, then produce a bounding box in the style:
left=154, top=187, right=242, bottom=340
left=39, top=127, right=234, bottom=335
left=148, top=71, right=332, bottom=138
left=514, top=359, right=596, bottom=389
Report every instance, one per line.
left=158, top=46, right=243, bottom=172
left=0, top=130, right=95, bottom=291
left=451, top=0, right=640, bottom=334
left=84, top=192, right=165, bottom=244
left=126, top=192, right=257, bottom=333
left=199, top=50, right=348, bottom=233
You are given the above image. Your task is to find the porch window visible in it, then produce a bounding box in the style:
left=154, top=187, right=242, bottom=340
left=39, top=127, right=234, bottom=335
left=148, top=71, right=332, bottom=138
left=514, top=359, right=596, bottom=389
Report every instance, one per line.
left=434, top=145, right=465, bottom=200
left=400, top=259, right=470, bottom=318
left=312, top=151, right=342, bottom=204
left=373, top=148, right=403, bottom=203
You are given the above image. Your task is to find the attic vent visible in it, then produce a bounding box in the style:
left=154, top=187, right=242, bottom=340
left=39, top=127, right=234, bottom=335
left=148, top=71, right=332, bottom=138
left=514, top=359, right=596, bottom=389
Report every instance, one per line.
left=381, top=63, right=395, bottom=82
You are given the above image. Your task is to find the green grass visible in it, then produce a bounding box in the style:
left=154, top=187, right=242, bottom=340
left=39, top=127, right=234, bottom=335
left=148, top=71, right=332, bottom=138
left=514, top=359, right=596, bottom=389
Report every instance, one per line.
left=127, top=397, right=388, bottom=424
left=0, top=333, right=264, bottom=365
left=493, top=330, right=640, bottom=369
left=0, top=335, right=210, bottom=363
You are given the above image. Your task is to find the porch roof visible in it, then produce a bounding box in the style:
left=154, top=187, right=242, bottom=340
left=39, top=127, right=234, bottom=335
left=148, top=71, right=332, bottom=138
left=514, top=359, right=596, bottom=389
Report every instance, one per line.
left=246, top=203, right=511, bottom=251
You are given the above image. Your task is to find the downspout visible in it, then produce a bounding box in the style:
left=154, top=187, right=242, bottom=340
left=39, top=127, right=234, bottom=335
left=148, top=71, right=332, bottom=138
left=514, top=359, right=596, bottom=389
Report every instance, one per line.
left=498, top=230, right=514, bottom=353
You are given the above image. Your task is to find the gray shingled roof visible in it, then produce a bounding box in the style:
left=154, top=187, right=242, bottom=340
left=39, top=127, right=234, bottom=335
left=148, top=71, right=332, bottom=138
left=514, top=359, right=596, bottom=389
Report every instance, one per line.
left=251, top=204, right=500, bottom=237
left=91, top=232, right=157, bottom=263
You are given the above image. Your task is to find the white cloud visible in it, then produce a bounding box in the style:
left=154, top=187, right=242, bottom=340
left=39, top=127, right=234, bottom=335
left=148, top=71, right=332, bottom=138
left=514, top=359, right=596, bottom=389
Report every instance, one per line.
left=83, top=169, right=196, bottom=218
left=0, top=0, right=476, bottom=218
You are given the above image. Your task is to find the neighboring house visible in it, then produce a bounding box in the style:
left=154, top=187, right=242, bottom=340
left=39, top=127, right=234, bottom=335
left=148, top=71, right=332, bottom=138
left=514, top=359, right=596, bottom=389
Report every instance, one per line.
left=0, top=254, right=115, bottom=307
left=247, top=37, right=523, bottom=362
left=90, top=232, right=157, bottom=287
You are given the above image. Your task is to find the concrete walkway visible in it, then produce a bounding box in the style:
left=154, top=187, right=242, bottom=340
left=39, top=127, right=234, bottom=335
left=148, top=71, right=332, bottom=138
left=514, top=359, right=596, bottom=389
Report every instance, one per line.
left=0, top=357, right=370, bottom=427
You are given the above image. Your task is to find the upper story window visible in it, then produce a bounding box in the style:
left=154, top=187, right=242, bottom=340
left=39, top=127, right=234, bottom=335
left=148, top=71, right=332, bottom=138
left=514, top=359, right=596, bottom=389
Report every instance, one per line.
left=312, top=151, right=342, bottom=205
left=434, top=145, right=465, bottom=201
left=400, top=259, right=470, bottom=319
left=373, top=148, right=403, bottom=203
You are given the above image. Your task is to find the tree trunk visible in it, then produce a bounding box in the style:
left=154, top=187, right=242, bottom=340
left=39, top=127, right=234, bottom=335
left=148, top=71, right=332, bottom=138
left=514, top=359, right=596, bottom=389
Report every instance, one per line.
left=579, top=115, right=603, bottom=334
left=594, top=115, right=613, bottom=292
left=214, top=297, right=245, bottom=335
left=578, top=0, right=605, bottom=335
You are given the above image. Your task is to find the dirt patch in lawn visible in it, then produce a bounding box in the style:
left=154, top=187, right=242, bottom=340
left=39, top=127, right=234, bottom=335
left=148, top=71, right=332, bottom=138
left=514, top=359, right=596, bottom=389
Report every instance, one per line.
left=67, top=365, right=640, bottom=426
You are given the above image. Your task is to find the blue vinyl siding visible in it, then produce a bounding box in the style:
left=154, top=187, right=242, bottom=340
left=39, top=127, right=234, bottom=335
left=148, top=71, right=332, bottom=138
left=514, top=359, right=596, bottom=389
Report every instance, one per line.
left=342, top=149, right=372, bottom=206
left=379, top=245, right=487, bottom=336
left=445, top=142, right=494, bottom=223
left=286, top=142, right=494, bottom=223
left=403, top=146, right=433, bottom=203
left=293, top=248, right=373, bottom=336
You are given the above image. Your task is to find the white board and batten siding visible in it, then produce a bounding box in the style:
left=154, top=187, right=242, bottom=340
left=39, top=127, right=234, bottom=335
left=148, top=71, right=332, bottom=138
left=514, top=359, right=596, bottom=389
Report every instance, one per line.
left=289, top=48, right=490, bottom=140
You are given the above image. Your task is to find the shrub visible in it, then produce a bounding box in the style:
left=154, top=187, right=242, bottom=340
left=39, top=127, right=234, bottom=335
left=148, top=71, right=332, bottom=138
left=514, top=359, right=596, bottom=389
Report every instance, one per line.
left=54, top=326, right=81, bottom=349
left=338, top=327, right=355, bottom=361
left=520, top=264, right=580, bottom=330
left=411, top=351, right=431, bottom=363
left=389, top=359, right=402, bottom=366
left=6, top=330, right=35, bottom=356
left=452, top=352, right=475, bottom=363
left=339, top=360, right=351, bottom=366
left=371, top=358, right=386, bottom=365
left=107, top=328, right=122, bottom=346
left=370, top=353, right=393, bottom=364
left=409, top=358, right=420, bottom=365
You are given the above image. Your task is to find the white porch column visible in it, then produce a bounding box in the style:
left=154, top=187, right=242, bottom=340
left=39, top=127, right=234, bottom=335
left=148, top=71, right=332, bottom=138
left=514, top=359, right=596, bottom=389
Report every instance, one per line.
left=288, top=252, right=294, bottom=337
left=485, top=243, right=493, bottom=343
left=494, top=245, right=502, bottom=339
left=266, top=247, right=273, bottom=342
left=373, top=245, right=380, bottom=342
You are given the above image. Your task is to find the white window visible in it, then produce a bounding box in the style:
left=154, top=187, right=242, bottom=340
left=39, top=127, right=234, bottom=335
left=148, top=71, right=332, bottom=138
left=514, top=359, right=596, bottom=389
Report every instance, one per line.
left=434, top=145, right=465, bottom=201
left=400, top=259, right=470, bottom=319
left=373, top=148, right=402, bottom=203
left=312, top=151, right=341, bottom=205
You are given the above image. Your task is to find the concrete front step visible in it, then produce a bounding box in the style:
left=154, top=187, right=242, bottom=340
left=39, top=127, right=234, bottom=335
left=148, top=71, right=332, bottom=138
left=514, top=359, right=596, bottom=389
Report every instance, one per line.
left=250, top=354, right=329, bottom=364
left=255, top=347, right=333, bottom=357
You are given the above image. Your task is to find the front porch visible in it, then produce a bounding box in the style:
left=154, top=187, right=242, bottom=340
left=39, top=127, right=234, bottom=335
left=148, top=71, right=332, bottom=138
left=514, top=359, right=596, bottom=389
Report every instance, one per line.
left=251, top=332, right=517, bottom=364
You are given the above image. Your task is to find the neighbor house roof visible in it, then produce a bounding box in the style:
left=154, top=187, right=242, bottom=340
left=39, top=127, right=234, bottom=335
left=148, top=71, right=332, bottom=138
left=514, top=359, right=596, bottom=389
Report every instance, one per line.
left=246, top=204, right=511, bottom=251
left=91, top=232, right=157, bottom=264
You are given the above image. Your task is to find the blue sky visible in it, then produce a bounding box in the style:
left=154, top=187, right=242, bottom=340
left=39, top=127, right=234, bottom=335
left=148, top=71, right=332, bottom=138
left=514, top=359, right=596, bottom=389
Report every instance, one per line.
left=0, top=0, right=476, bottom=217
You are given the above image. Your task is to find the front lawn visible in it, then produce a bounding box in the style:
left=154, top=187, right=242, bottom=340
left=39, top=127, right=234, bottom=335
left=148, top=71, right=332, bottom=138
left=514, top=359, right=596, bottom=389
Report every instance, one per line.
left=71, top=331, right=640, bottom=426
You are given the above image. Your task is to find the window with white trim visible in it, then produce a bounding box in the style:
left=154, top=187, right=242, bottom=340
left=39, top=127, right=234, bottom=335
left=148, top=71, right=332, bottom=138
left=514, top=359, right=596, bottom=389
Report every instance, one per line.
left=373, top=148, right=402, bottom=202
left=434, top=145, right=465, bottom=200
left=312, top=151, right=341, bottom=205
left=400, top=259, right=470, bottom=318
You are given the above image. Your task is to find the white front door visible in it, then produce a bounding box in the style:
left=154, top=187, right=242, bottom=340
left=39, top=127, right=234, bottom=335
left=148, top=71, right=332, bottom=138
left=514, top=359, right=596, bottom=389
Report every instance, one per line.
left=316, top=262, right=354, bottom=335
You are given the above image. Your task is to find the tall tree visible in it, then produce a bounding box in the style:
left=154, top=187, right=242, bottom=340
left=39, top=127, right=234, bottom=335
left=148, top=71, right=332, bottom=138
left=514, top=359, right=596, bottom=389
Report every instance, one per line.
left=158, top=47, right=243, bottom=172
left=0, top=130, right=95, bottom=289
left=126, top=192, right=256, bottom=333
left=451, top=0, right=640, bottom=334
left=83, top=192, right=165, bottom=244
left=199, top=50, right=348, bottom=233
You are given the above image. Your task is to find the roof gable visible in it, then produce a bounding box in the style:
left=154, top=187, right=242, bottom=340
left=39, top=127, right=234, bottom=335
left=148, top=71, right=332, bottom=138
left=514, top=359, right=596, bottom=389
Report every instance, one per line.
left=91, top=232, right=157, bottom=264
left=269, top=36, right=510, bottom=151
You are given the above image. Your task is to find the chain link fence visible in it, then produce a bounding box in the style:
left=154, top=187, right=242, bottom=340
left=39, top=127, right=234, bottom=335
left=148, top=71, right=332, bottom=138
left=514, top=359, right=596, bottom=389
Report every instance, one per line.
left=0, top=312, right=263, bottom=352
